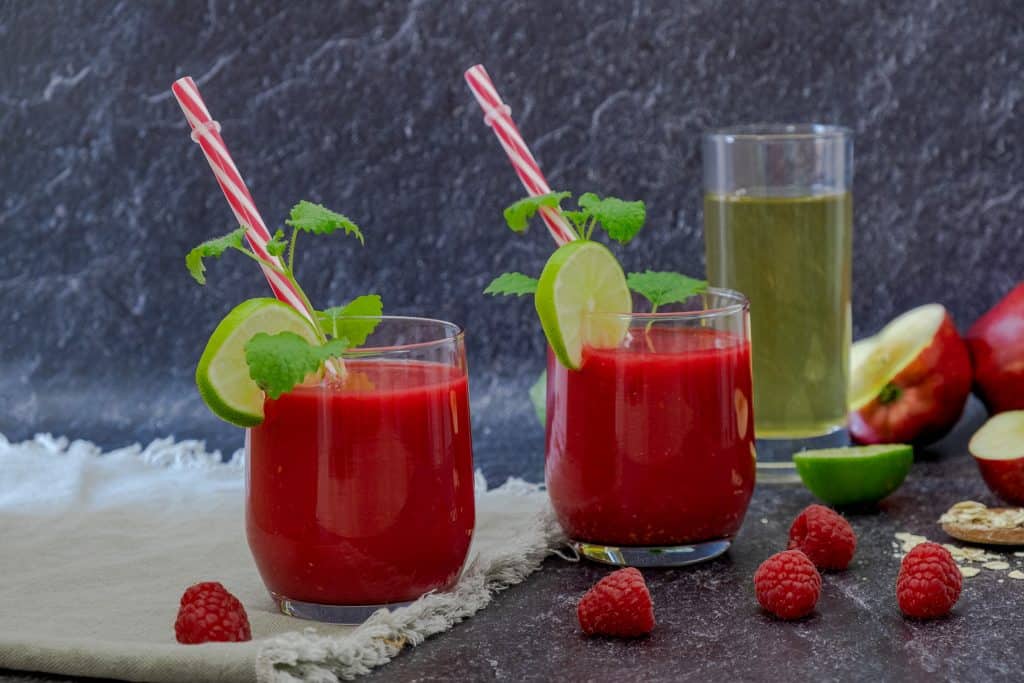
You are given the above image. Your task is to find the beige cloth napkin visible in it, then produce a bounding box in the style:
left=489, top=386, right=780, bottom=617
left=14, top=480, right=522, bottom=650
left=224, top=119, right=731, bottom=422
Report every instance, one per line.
left=0, top=434, right=560, bottom=682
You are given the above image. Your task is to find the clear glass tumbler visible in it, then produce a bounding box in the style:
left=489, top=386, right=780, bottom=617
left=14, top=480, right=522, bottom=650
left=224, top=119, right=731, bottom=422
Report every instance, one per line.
left=545, top=290, right=755, bottom=567
left=246, top=316, right=475, bottom=623
left=703, top=124, right=853, bottom=479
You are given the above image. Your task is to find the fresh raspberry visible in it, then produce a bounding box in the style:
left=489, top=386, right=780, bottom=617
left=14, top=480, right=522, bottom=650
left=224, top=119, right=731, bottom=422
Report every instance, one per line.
left=896, top=542, right=963, bottom=619
left=754, top=550, right=822, bottom=620
left=175, top=581, right=252, bottom=644
left=577, top=567, right=655, bottom=637
left=787, top=504, right=857, bottom=570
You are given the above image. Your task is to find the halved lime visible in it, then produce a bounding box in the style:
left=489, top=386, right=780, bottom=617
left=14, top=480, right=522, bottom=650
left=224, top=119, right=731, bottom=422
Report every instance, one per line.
left=793, top=444, right=914, bottom=506
left=534, top=240, right=632, bottom=369
left=196, top=298, right=320, bottom=427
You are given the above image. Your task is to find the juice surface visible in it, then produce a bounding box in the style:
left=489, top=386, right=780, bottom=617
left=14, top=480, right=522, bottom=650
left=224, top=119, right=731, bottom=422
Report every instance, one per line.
left=704, top=191, right=852, bottom=438
left=545, top=327, right=756, bottom=545
left=247, top=359, right=474, bottom=605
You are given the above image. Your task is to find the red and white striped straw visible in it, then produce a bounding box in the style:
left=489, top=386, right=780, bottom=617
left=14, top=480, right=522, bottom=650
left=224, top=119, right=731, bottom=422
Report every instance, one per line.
left=464, top=65, right=577, bottom=246
left=171, top=76, right=314, bottom=322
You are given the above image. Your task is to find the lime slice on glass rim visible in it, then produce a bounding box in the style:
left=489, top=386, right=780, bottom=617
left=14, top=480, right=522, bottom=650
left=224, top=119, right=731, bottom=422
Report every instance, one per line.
left=535, top=240, right=632, bottom=369
left=793, top=444, right=914, bottom=506
left=195, top=298, right=321, bottom=427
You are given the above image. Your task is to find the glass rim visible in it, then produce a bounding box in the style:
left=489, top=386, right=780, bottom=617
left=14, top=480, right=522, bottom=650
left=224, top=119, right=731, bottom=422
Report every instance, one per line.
left=585, top=287, right=749, bottom=322
left=337, top=315, right=464, bottom=356
left=704, top=123, right=852, bottom=142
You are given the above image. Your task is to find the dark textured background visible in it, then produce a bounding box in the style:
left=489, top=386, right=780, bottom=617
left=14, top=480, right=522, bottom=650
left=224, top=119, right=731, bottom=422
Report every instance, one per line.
left=1, top=0, right=1021, bottom=485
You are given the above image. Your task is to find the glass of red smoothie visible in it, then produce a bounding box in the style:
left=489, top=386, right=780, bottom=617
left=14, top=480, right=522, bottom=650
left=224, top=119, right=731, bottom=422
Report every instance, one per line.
left=545, top=289, right=755, bottom=567
left=246, top=316, right=475, bottom=622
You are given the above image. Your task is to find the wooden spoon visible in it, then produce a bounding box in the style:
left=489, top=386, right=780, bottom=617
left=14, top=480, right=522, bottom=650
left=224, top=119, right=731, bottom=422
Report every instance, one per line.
left=940, top=501, right=1024, bottom=546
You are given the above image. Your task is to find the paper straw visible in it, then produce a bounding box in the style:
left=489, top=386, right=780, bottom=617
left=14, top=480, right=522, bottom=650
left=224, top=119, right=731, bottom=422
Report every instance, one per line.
left=464, top=65, right=577, bottom=246
left=172, top=76, right=341, bottom=376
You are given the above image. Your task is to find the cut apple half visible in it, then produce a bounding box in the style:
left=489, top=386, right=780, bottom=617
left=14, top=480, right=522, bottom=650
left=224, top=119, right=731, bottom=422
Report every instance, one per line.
left=970, top=411, right=1024, bottom=506
left=849, top=304, right=946, bottom=411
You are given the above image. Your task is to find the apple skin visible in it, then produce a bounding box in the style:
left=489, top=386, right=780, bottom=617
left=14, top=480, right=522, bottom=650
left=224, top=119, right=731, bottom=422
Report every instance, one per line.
left=975, top=457, right=1024, bottom=506
left=850, top=311, right=973, bottom=446
left=967, top=283, right=1024, bottom=414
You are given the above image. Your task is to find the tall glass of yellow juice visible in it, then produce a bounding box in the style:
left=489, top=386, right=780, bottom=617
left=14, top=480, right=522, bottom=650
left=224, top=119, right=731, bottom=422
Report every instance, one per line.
left=703, top=125, right=852, bottom=481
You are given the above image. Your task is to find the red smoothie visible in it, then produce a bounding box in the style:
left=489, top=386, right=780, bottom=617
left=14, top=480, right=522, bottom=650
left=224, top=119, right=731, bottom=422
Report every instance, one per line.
left=247, top=359, right=475, bottom=606
left=546, top=326, right=755, bottom=546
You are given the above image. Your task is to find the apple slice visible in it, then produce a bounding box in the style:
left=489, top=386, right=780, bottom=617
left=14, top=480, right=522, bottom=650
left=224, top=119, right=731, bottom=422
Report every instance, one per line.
left=970, top=410, right=1024, bottom=505
left=848, top=304, right=972, bottom=445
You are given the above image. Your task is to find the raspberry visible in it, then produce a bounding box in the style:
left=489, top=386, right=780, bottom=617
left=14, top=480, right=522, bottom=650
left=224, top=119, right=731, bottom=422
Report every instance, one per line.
left=896, top=542, right=963, bottom=619
left=787, top=504, right=857, bottom=570
left=577, top=567, right=655, bottom=637
left=754, top=550, right=822, bottom=620
left=175, top=581, right=252, bottom=644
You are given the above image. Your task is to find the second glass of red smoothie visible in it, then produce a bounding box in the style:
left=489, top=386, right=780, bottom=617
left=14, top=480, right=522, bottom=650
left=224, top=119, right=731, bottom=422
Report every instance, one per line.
left=545, top=289, right=755, bottom=566
left=247, top=316, right=475, bottom=622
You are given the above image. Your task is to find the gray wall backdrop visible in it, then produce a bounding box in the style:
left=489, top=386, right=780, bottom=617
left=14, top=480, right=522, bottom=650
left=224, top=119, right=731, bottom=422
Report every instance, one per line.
left=1, top=0, right=1021, bottom=482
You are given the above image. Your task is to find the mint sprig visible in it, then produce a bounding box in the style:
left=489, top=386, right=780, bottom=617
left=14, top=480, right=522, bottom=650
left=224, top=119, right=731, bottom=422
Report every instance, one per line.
left=484, top=272, right=539, bottom=297
left=286, top=200, right=364, bottom=243
left=317, top=294, right=383, bottom=346
left=187, top=200, right=383, bottom=400
left=627, top=271, right=707, bottom=314
left=245, top=332, right=349, bottom=399
left=502, top=190, right=645, bottom=244
left=503, top=192, right=572, bottom=232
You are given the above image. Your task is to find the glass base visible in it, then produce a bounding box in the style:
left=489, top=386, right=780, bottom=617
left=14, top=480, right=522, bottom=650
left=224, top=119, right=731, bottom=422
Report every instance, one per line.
left=755, top=428, right=850, bottom=485
left=272, top=592, right=413, bottom=624
left=570, top=538, right=731, bottom=567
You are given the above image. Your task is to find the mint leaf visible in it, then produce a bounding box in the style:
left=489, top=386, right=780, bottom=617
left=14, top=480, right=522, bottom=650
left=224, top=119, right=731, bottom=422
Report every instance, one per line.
left=266, top=229, right=287, bottom=257
left=578, top=193, right=645, bottom=244
left=286, top=200, right=364, bottom=244
left=484, top=272, right=539, bottom=297
left=503, top=191, right=571, bottom=233
left=316, top=294, right=384, bottom=347
left=245, top=332, right=349, bottom=399
left=627, top=271, right=707, bottom=310
left=529, top=370, right=547, bottom=424
left=185, top=226, right=248, bottom=285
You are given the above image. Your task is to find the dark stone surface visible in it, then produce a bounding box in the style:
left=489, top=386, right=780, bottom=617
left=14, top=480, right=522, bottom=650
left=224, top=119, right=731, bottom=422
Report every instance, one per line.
left=1, top=0, right=1023, bottom=680
left=0, top=0, right=1021, bottom=485
left=362, top=400, right=1024, bottom=682
left=6, top=401, right=1024, bottom=682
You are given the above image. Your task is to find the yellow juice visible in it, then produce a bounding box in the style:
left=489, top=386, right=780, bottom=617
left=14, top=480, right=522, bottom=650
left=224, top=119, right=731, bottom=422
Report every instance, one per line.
left=704, top=192, right=852, bottom=438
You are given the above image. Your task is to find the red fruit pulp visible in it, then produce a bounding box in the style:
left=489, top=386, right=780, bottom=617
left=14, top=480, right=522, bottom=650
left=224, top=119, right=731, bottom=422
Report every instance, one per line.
left=545, top=327, right=756, bottom=545
left=247, top=360, right=475, bottom=605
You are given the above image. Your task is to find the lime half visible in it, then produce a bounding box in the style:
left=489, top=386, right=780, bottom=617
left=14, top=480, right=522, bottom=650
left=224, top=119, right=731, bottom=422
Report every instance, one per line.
left=535, top=240, right=632, bottom=369
left=196, top=298, right=320, bottom=427
left=793, top=444, right=914, bottom=506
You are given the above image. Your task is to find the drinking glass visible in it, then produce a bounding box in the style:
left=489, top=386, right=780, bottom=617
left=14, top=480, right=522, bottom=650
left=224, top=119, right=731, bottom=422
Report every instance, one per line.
left=703, top=124, right=853, bottom=480
left=246, top=316, right=474, bottom=623
left=545, top=290, right=755, bottom=566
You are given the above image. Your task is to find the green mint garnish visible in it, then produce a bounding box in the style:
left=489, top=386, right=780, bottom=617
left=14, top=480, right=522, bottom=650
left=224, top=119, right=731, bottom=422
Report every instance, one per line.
left=484, top=272, right=539, bottom=297
left=503, top=192, right=571, bottom=233
left=286, top=200, right=364, bottom=243
left=187, top=200, right=384, bottom=398
left=244, top=332, right=349, bottom=399
left=317, top=294, right=384, bottom=347
left=185, top=227, right=248, bottom=285
left=577, top=193, right=645, bottom=244
left=266, top=229, right=288, bottom=257
left=627, top=271, right=707, bottom=314
left=501, top=191, right=645, bottom=244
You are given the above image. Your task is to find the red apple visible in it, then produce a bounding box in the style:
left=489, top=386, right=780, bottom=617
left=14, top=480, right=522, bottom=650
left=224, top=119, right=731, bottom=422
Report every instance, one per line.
left=967, top=283, right=1024, bottom=414
left=849, top=304, right=972, bottom=445
left=970, top=410, right=1024, bottom=505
